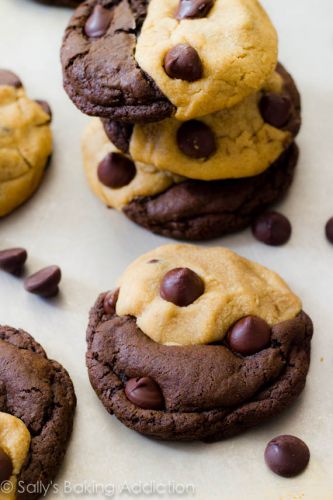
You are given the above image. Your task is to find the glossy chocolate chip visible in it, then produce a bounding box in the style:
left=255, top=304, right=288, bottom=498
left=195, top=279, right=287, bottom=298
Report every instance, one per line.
left=0, top=248, right=27, bottom=275
left=227, top=316, right=271, bottom=356
left=160, top=267, right=204, bottom=307
left=103, top=288, right=120, bottom=315
left=125, top=377, right=164, bottom=410
left=0, top=69, right=22, bottom=88
left=35, top=100, right=52, bottom=121
left=97, top=152, right=136, bottom=189
left=85, top=4, right=113, bottom=38
left=176, top=0, right=215, bottom=19
left=164, top=44, right=203, bottom=82
left=259, top=93, right=292, bottom=128
left=177, top=120, right=216, bottom=159
left=24, top=265, right=61, bottom=297
left=265, top=435, right=310, bottom=477
left=0, top=447, right=13, bottom=482
left=252, top=212, right=292, bottom=246
left=325, top=217, right=333, bottom=244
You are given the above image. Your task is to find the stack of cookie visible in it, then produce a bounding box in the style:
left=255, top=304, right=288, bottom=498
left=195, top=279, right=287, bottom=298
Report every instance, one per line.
left=61, top=0, right=301, bottom=241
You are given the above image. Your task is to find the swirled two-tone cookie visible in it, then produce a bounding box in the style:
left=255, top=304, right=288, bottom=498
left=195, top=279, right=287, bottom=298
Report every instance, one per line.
left=82, top=119, right=298, bottom=240
left=86, top=244, right=313, bottom=441
left=104, top=63, right=301, bottom=180
left=0, top=326, right=76, bottom=499
left=0, top=70, right=52, bottom=217
left=61, top=0, right=277, bottom=122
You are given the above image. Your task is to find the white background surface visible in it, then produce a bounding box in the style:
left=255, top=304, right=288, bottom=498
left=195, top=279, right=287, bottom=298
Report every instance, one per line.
left=1, top=0, right=333, bottom=498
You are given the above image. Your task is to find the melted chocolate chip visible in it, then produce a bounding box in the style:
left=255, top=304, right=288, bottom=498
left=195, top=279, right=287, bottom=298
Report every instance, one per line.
left=259, top=93, right=292, bottom=128
left=35, top=100, right=52, bottom=121
left=97, top=152, right=136, bottom=189
left=160, top=267, right=204, bottom=307
left=0, top=447, right=13, bottom=482
left=265, top=435, right=310, bottom=477
left=0, top=248, right=27, bottom=275
left=24, top=266, right=61, bottom=298
left=0, top=69, right=22, bottom=88
left=125, top=377, right=164, bottom=410
left=227, top=316, right=271, bottom=356
left=85, top=4, right=113, bottom=38
left=103, top=288, right=120, bottom=315
left=325, top=217, right=333, bottom=244
left=176, top=0, right=215, bottom=19
left=252, top=212, right=292, bottom=246
left=164, top=44, right=203, bottom=82
left=177, top=120, right=216, bottom=159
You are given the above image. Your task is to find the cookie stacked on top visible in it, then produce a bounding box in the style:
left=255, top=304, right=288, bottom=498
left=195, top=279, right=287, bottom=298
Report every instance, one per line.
left=61, top=0, right=301, bottom=240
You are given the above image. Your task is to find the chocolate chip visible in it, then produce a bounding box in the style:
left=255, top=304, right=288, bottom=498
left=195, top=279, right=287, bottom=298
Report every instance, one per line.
left=125, top=377, right=164, bottom=410
left=24, top=266, right=61, bottom=298
left=177, top=120, right=216, bottom=159
left=265, top=435, right=310, bottom=477
left=176, top=0, right=214, bottom=19
left=97, top=152, right=136, bottom=189
left=0, top=248, right=27, bottom=275
left=0, top=447, right=13, bottom=482
left=84, top=4, right=113, bottom=38
left=164, top=44, right=203, bottom=82
left=160, top=267, right=204, bottom=307
left=0, top=69, right=22, bottom=88
left=227, top=316, right=271, bottom=356
left=35, top=100, right=52, bottom=121
left=103, top=288, right=119, bottom=315
left=252, top=212, right=292, bottom=246
left=259, top=93, right=292, bottom=128
left=325, top=217, right=333, bottom=244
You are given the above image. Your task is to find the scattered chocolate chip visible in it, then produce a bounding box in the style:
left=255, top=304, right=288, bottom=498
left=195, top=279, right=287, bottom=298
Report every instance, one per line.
left=160, top=267, right=204, bottom=307
left=84, top=4, right=113, bottom=38
left=259, top=93, right=292, bottom=128
left=35, top=100, right=52, bottom=121
left=0, top=248, right=27, bottom=275
left=103, top=288, right=119, bottom=315
left=265, top=435, right=310, bottom=477
left=227, top=316, right=271, bottom=356
left=325, top=217, right=333, bottom=244
left=24, top=265, right=61, bottom=298
left=177, top=120, right=216, bottom=159
left=0, top=69, right=22, bottom=88
left=252, top=211, right=292, bottom=246
left=176, top=0, right=214, bottom=19
left=164, top=44, right=203, bottom=82
left=97, top=152, right=136, bottom=189
left=148, top=259, right=160, bottom=264
left=125, top=377, right=164, bottom=410
left=0, top=447, right=13, bottom=482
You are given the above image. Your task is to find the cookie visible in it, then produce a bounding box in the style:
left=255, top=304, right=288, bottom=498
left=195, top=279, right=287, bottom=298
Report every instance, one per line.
left=0, top=70, right=52, bottom=217
left=86, top=244, right=313, bottom=441
left=0, top=325, right=76, bottom=500
left=82, top=119, right=298, bottom=240
left=61, top=0, right=277, bottom=122
left=104, top=63, right=301, bottom=180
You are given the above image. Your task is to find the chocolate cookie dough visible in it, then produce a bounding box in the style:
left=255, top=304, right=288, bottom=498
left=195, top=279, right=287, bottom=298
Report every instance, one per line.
left=104, top=64, right=301, bottom=180
left=61, top=0, right=277, bottom=122
left=86, top=244, right=313, bottom=441
left=0, top=326, right=76, bottom=499
left=0, top=70, right=52, bottom=217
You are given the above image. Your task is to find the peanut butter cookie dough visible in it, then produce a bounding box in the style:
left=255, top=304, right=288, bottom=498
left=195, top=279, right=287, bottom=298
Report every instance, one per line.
left=105, top=64, right=301, bottom=180
left=86, top=244, right=313, bottom=441
left=61, top=0, right=277, bottom=122
left=0, top=70, right=52, bottom=217
left=0, top=326, right=76, bottom=500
